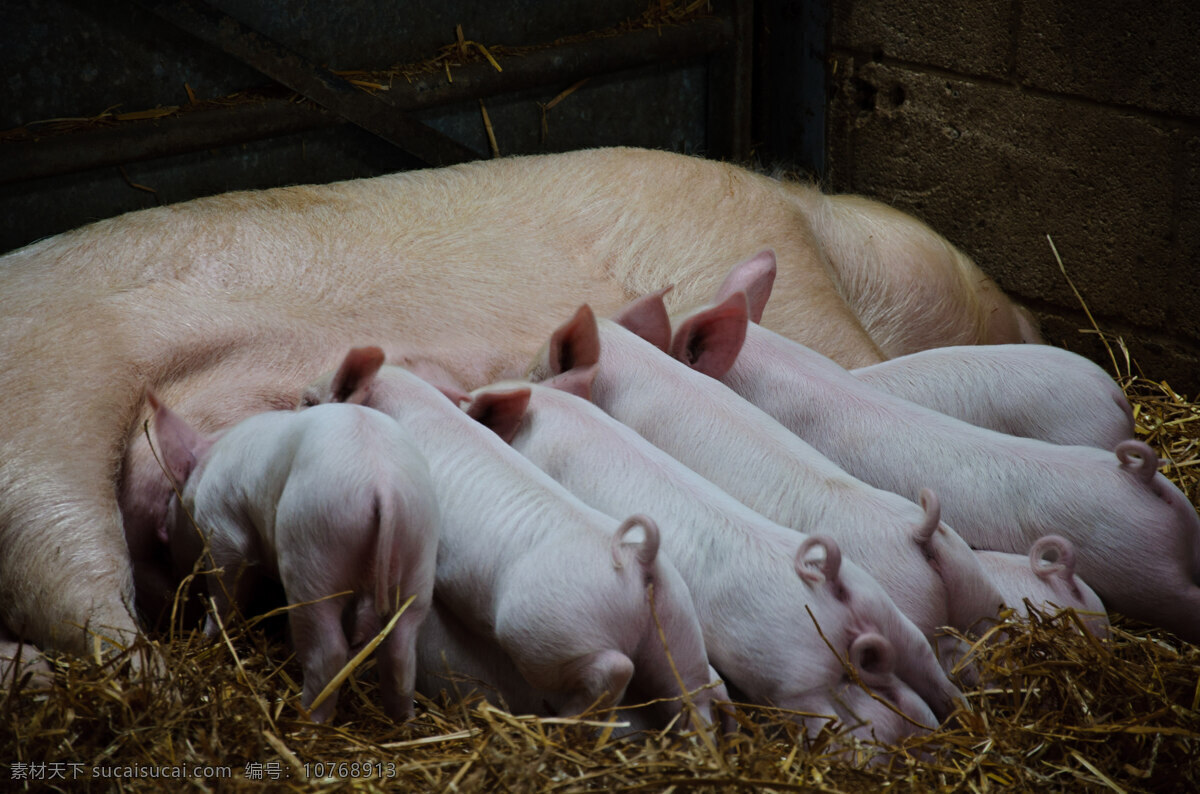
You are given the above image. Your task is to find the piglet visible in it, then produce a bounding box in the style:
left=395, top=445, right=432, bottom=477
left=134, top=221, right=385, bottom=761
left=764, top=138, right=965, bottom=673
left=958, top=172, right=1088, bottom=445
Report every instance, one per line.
left=302, top=350, right=727, bottom=731
left=852, top=343, right=1134, bottom=450
left=466, top=374, right=963, bottom=745
left=149, top=393, right=439, bottom=723
left=527, top=303, right=1006, bottom=671
left=680, top=252, right=1200, bottom=644
left=976, top=536, right=1109, bottom=637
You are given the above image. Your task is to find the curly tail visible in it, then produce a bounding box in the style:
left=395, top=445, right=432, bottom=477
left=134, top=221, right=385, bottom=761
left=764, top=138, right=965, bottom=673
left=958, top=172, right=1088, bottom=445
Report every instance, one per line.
left=795, top=535, right=842, bottom=585
left=1029, top=535, right=1076, bottom=583
left=1116, top=440, right=1159, bottom=483
left=848, top=632, right=896, bottom=688
left=612, top=515, right=660, bottom=573
left=912, top=488, right=942, bottom=547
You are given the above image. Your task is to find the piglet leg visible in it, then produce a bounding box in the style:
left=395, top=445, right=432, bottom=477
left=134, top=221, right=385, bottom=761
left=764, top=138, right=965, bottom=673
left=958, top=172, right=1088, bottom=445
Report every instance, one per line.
left=287, top=593, right=351, bottom=724
left=376, top=603, right=427, bottom=722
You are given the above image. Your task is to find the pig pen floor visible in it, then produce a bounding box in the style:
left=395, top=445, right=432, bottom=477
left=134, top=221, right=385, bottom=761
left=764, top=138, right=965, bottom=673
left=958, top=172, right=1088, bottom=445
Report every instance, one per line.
left=3, top=345, right=1199, bottom=792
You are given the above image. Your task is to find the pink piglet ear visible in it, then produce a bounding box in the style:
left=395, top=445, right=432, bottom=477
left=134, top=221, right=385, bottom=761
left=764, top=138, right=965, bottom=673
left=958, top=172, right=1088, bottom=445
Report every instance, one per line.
left=331, top=346, right=386, bottom=404
left=547, top=305, right=601, bottom=374
left=146, top=388, right=210, bottom=488
left=465, top=388, right=532, bottom=444
left=611, top=285, right=674, bottom=352
left=714, top=251, right=777, bottom=324
left=668, top=291, right=749, bottom=379
left=542, top=364, right=598, bottom=401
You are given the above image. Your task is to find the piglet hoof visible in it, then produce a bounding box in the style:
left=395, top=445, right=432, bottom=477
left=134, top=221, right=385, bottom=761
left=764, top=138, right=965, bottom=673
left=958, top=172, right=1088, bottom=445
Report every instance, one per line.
left=201, top=615, right=222, bottom=642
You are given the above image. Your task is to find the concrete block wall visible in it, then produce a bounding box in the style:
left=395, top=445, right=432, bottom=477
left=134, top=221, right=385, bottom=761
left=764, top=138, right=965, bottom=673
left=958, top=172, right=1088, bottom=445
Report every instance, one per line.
left=826, top=0, right=1200, bottom=393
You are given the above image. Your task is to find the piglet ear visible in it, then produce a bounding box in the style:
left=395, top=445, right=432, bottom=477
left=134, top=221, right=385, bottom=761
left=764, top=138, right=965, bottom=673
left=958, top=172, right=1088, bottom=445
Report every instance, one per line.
left=331, top=346, right=385, bottom=404
left=546, top=305, right=601, bottom=375
left=146, top=389, right=210, bottom=488
left=465, top=388, right=532, bottom=444
left=612, top=286, right=673, bottom=352
left=668, top=291, right=749, bottom=379
left=542, top=364, right=598, bottom=401
left=715, top=251, right=776, bottom=324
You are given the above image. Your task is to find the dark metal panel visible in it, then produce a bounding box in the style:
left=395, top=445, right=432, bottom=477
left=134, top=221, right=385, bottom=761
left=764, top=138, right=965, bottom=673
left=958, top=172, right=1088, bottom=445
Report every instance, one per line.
left=1, top=13, right=732, bottom=184
left=128, top=0, right=482, bottom=166
left=206, top=0, right=654, bottom=70
left=0, top=2, right=792, bottom=254
left=706, top=0, right=754, bottom=162
left=754, top=0, right=830, bottom=176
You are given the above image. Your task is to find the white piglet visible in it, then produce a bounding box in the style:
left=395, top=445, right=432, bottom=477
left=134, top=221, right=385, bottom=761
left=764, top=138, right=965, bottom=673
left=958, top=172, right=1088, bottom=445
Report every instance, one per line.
left=149, top=393, right=439, bottom=723
left=466, top=373, right=964, bottom=745
left=685, top=252, right=1200, bottom=643
left=852, top=343, right=1134, bottom=450
left=301, top=349, right=727, bottom=731
left=527, top=302, right=1005, bottom=668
